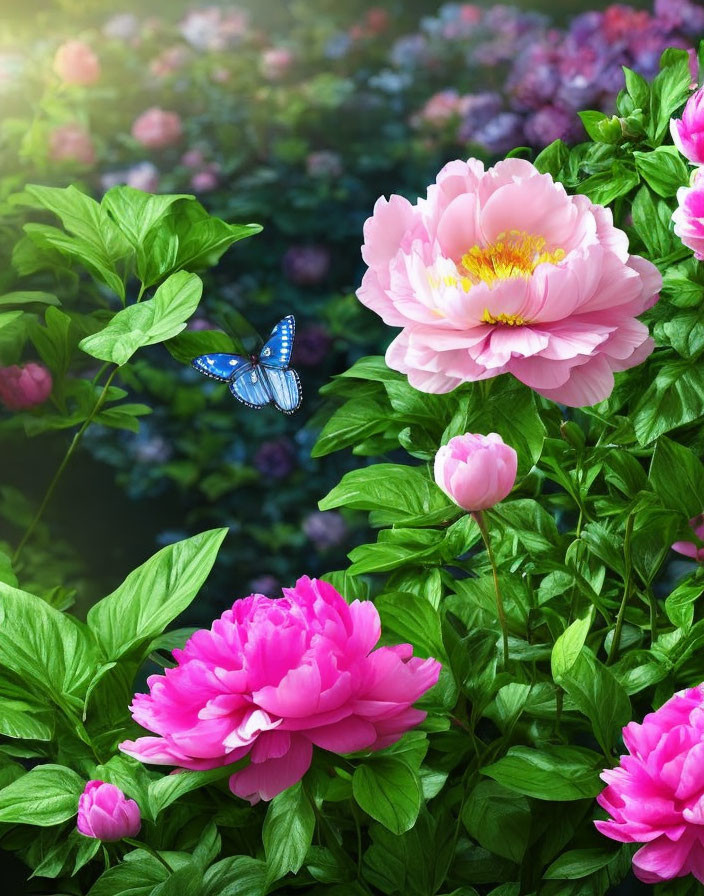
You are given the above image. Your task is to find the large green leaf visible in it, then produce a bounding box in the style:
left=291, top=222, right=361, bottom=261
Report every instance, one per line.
left=101, top=187, right=193, bottom=253
left=353, top=758, right=421, bottom=835
left=632, top=361, right=704, bottom=445
left=263, top=781, right=315, bottom=883
left=462, top=780, right=531, bottom=863
left=87, top=528, right=227, bottom=662
left=482, top=745, right=603, bottom=800
left=649, top=437, right=704, bottom=519
left=0, top=764, right=83, bottom=826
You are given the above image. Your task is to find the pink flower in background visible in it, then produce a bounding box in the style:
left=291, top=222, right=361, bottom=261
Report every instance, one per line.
left=672, top=513, right=704, bottom=561
left=180, top=6, right=248, bottom=51
left=120, top=576, right=440, bottom=804
left=358, top=157, right=661, bottom=407
left=131, top=107, right=183, bottom=149
left=260, top=47, right=294, bottom=81
left=674, top=169, right=704, bottom=260
left=126, top=162, right=160, bottom=192
left=181, top=148, right=206, bottom=168
left=414, top=90, right=472, bottom=128
left=149, top=46, right=190, bottom=79
left=77, top=781, right=140, bottom=841
left=671, top=88, right=704, bottom=164
left=0, top=363, right=52, bottom=411
left=53, top=40, right=100, bottom=86
left=434, top=432, right=517, bottom=512
left=103, top=14, right=139, bottom=42
left=306, top=151, right=343, bottom=178
left=595, top=686, right=704, bottom=884
left=48, top=123, right=95, bottom=165
left=190, top=167, right=219, bottom=192
left=283, top=245, right=331, bottom=286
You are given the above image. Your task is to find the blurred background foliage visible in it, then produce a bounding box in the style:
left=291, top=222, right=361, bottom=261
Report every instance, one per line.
left=0, top=0, right=698, bottom=623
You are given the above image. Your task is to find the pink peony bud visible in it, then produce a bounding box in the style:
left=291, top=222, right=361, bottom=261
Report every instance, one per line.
left=77, top=781, right=141, bottom=841
left=48, top=123, right=95, bottom=165
left=673, top=169, right=704, bottom=260
left=672, top=512, right=704, bottom=561
left=131, top=107, right=183, bottom=149
left=260, top=47, right=294, bottom=81
left=0, top=363, right=52, bottom=410
left=596, top=685, right=704, bottom=884
left=434, top=432, right=517, bottom=512
left=671, top=88, right=704, bottom=165
left=53, top=40, right=100, bottom=86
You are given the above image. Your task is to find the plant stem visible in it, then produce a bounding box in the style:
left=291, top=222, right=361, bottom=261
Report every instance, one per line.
left=123, top=839, right=173, bottom=874
left=472, top=510, right=509, bottom=668
left=607, top=513, right=635, bottom=665
left=13, top=367, right=119, bottom=564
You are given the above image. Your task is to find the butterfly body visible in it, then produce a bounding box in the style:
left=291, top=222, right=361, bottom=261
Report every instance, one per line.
left=191, top=315, right=302, bottom=414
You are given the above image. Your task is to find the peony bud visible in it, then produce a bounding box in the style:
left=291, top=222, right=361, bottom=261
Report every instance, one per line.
left=77, top=781, right=141, bottom=841
left=434, top=432, right=517, bottom=512
left=0, top=363, right=52, bottom=411
left=53, top=40, right=100, bottom=86
left=671, top=88, right=704, bottom=165
left=672, top=513, right=704, bottom=562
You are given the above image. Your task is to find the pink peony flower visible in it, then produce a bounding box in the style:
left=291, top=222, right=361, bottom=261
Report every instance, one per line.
left=0, top=363, right=52, bottom=410
left=48, top=123, right=95, bottom=165
left=149, top=46, right=190, bottom=79
left=414, top=90, right=470, bottom=128
left=126, top=162, right=160, bottom=193
left=77, top=781, right=141, bottom=841
left=53, top=40, right=100, bottom=86
left=671, top=88, right=704, bottom=165
left=131, top=108, right=183, bottom=150
left=357, top=158, right=661, bottom=407
left=596, top=686, right=704, bottom=884
left=672, top=513, right=704, bottom=561
left=120, top=576, right=440, bottom=804
left=260, top=47, right=294, bottom=81
left=434, top=432, right=517, bottom=512
left=674, top=169, right=704, bottom=259
left=190, top=168, right=219, bottom=192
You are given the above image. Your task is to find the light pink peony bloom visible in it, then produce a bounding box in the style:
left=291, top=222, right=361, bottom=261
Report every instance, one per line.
left=357, top=158, right=661, bottom=407
left=131, top=108, right=183, bottom=149
left=672, top=513, right=704, bottom=561
left=120, top=576, right=440, bottom=804
left=434, top=432, right=517, bottom=512
left=77, top=781, right=141, bottom=841
left=53, top=40, right=100, bottom=86
left=190, top=168, right=219, bottom=192
left=260, top=47, right=294, bottom=81
left=674, top=170, right=704, bottom=260
left=596, top=686, right=704, bottom=884
left=671, top=88, right=704, bottom=165
left=0, top=363, right=52, bottom=410
left=48, top=123, right=95, bottom=165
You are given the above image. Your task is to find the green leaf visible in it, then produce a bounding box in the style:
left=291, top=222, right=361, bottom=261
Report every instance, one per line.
left=79, top=271, right=203, bottom=366
left=319, top=464, right=452, bottom=527
left=544, top=847, right=619, bottom=880
left=150, top=863, right=203, bottom=896
left=665, top=579, right=704, bottom=630
left=102, top=187, right=193, bottom=253
left=353, top=758, right=421, bottom=834
left=312, top=397, right=390, bottom=458
left=662, top=309, right=704, bottom=360
left=87, top=852, right=169, bottom=896
left=263, top=781, right=315, bottom=883
left=632, top=361, right=704, bottom=444
left=631, top=186, right=679, bottom=261
left=0, top=581, right=96, bottom=706
left=0, top=764, right=83, bottom=826
left=29, top=306, right=73, bottom=378
left=87, top=528, right=227, bottom=662
left=462, top=780, right=531, bottom=863
left=482, top=745, right=603, bottom=800
left=347, top=530, right=445, bottom=575
left=164, top=329, right=238, bottom=365
left=376, top=592, right=445, bottom=659
left=650, top=436, right=704, bottom=518
left=551, top=612, right=593, bottom=679
left=649, top=48, right=693, bottom=143
left=578, top=162, right=639, bottom=205
left=147, top=764, right=242, bottom=819
left=202, top=856, right=267, bottom=896
left=0, top=291, right=60, bottom=308
left=534, top=140, right=570, bottom=179
left=634, top=146, right=690, bottom=198
left=623, top=66, right=650, bottom=109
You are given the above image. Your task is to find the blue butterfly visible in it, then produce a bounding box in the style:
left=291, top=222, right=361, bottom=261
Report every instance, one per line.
left=191, top=315, right=302, bottom=414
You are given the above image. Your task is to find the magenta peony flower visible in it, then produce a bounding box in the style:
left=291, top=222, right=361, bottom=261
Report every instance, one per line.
left=357, top=158, right=661, bottom=407
left=674, top=170, right=704, bottom=259
left=672, top=513, right=704, bottom=561
left=596, top=686, right=704, bottom=884
left=120, top=576, right=440, bottom=804
left=48, top=123, right=95, bottom=165
left=131, top=107, right=183, bottom=150
left=77, top=781, right=141, bottom=841
left=671, top=88, right=704, bottom=165
left=0, top=363, right=52, bottom=410
left=53, top=40, right=100, bottom=86
left=434, top=432, right=517, bottom=512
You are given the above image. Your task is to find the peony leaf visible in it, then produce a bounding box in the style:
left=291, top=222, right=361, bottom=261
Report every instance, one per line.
left=263, top=781, right=315, bottom=883
left=352, top=758, right=421, bottom=835
left=0, top=765, right=83, bottom=826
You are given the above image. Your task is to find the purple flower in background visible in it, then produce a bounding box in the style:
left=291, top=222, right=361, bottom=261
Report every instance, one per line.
left=306, top=150, right=343, bottom=178
left=390, top=34, right=430, bottom=69
left=292, top=324, right=332, bottom=367
left=248, top=574, right=282, bottom=598
left=283, top=246, right=330, bottom=286
left=524, top=105, right=580, bottom=146
left=254, top=438, right=296, bottom=479
left=188, top=316, right=217, bottom=331
left=655, top=0, right=704, bottom=35
left=472, top=112, right=525, bottom=155
left=303, top=511, right=348, bottom=551
left=457, top=92, right=503, bottom=138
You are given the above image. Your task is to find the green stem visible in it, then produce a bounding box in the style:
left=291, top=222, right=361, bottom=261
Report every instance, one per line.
left=13, top=367, right=119, bottom=564
left=607, top=513, right=635, bottom=665
left=123, top=839, right=173, bottom=874
left=473, top=510, right=509, bottom=668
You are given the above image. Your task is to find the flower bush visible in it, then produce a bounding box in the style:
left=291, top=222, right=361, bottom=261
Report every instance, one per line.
left=3, top=2, right=704, bottom=895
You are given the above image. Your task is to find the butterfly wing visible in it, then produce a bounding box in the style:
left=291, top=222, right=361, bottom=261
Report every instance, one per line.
left=260, top=366, right=302, bottom=414
left=258, top=315, right=295, bottom=369
left=229, top=363, right=271, bottom=410
left=192, top=353, right=249, bottom=382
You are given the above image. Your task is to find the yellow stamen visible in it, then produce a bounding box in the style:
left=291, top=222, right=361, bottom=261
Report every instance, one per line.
left=460, top=230, right=565, bottom=288
left=481, top=310, right=526, bottom=326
